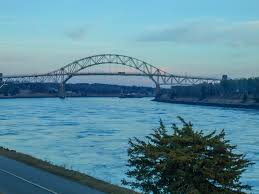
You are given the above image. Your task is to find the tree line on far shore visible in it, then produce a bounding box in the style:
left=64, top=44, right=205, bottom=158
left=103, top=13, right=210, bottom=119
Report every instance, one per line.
left=169, top=77, right=259, bottom=102
left=1, top=77, right=259, bottom=102
left=0, top=82, right=155, bottom=97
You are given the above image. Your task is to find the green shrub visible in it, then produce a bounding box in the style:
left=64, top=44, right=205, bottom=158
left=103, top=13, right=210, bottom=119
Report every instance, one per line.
left=123, top=117, right=253, bottom=194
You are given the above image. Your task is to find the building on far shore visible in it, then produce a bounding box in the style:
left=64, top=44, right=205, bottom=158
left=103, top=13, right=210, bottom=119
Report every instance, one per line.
left=222, top=75, right=228, bottom=81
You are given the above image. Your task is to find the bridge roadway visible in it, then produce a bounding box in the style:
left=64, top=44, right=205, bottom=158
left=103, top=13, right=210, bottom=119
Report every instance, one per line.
left=0, top=156, right=105, bottom=194
left=1, top=72, right=221, bottom=91
left=2, top=72, right=220, bottom=81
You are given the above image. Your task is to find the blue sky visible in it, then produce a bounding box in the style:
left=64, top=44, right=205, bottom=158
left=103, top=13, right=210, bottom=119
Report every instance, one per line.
left=1, top=0, right=259, bottom=78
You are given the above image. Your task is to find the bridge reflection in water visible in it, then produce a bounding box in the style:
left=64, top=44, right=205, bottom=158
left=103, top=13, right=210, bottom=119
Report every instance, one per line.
left=0, top=54, right=220, bottom=98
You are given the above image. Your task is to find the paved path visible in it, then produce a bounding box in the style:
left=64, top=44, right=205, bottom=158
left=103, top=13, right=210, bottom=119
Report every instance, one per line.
left=0, top=156, right=106, bottom=194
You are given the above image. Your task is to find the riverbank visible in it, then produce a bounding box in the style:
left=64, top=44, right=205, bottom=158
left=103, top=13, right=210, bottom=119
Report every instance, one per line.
left=154, top=97, right=259, bottom=110
left=0, top=93, right=153, bottom=99
left=0, top=147, right=137, bottom=194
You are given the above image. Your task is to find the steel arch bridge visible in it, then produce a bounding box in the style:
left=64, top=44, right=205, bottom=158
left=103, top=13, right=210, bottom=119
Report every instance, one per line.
left=1, top=54, right=220, bottom=97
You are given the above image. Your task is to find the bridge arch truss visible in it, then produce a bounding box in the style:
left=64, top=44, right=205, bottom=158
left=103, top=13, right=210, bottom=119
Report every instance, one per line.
left=2, top=54, right=220, bottom=87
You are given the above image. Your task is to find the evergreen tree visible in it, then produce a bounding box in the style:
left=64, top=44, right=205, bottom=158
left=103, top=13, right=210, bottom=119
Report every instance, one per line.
left=122, top=117, right=253, bottom=194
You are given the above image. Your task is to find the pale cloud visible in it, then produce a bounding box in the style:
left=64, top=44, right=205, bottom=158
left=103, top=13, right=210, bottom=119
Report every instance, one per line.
left=138, top=20, right=259, bottom=47
left=65, top=26, right=88, bottom=41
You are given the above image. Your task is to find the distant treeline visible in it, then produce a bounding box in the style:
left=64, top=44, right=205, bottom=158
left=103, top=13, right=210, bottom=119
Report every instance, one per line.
left=2, top=78, right=259, bottom=101
left=0, top=82, right=156, bottom=96
left=169, top=77, right=259, bottom=102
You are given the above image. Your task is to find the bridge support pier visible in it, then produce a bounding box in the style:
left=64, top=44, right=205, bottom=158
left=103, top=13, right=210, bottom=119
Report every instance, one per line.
left=59, top=83, right=66, bottom=99
left=155, top=84, right=161, bottom=99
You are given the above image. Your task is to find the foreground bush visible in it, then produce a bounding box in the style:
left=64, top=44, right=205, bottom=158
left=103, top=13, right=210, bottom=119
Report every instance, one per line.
left=122, top=117, right=253, bottom=194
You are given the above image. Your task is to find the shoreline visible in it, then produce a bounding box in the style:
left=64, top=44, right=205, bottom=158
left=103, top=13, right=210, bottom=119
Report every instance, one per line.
left=0, top=147, right=137, bottom=194
left=0, top=94, right=153, bottom=99
left=154, top=98, right=259, bottom=110
left=0, top=95, right=121, bottom=99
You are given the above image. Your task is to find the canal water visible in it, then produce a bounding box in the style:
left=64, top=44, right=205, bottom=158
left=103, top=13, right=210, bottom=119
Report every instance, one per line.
left=0, top=97, right=258, bottom=192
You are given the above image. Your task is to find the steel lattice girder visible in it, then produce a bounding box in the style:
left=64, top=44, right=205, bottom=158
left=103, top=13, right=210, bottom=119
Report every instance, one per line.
left=2, top=54, right=220, bottom=86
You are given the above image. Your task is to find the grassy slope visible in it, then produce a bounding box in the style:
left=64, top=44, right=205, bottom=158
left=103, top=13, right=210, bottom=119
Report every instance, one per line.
left=0, top=147, right=138, bottom=194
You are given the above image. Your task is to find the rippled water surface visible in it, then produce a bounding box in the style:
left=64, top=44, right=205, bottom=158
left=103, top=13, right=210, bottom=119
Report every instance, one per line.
left=0, top=97, right=259, bottom=191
